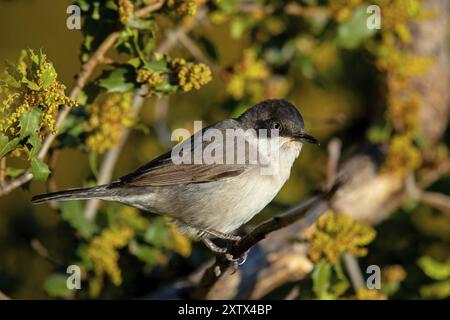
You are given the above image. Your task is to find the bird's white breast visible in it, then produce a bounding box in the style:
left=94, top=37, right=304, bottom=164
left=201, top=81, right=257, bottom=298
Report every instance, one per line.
left=193, top=138, right=302, bottom=233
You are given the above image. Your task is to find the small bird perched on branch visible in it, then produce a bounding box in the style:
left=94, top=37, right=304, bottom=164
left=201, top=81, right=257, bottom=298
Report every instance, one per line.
left=32, top=99, right=318, bottom=260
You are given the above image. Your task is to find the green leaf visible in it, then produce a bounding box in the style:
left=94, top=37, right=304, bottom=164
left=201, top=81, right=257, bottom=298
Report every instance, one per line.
left=28, top=133, right=42, bottom=159
left=5, top=60, right=24, bottom=84
left=312, top=259, right=334, bottom=300
left=144, top=60, right=168, bottom=72
left=98, top=67, right=135, bottom=93
left=5, top=167, right=25, bottom=178
left=129, top=240, right=162, bottom=265
left=44, top=274, right=71, bottom=298
left=60, top=201, right=98, bottom=239
left=144, top=219, right=172, bottom=248
left=30, top=158, right=50, bottom=181
left=39, top=64, right=57, bottom=89
left=23, top=79, right=40, bottom=91
left=337, top=7, right=377, bottom=49
left=0, top=135, right=20, bottom=159
left=155, top=83, right=178, bottom=94
left=19, top=108, right=42, bottom=139
left=418, top=256, right=450, bottom=281
left=217, top=0, right=237, bottom=13
left=127, top=57, right=141, bottom=68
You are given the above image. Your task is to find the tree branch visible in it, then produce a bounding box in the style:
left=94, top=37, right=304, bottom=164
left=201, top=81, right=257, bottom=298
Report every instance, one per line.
left=191, top=184, right=339, bottom=299
left=0, top=290, right=10, bottom=300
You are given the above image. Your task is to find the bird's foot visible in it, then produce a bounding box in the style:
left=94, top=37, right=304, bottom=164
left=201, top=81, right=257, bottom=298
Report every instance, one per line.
left=202, top=228, right=241, bottom=242
left=201, top=237, right=250, bottom=275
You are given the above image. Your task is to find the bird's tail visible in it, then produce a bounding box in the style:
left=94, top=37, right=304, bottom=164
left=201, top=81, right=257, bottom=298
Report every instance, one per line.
left=31, top=185, right=111, bottom=204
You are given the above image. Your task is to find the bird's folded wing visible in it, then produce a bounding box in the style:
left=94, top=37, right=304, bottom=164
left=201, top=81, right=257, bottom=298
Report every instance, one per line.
left=116, top=119, right=252, bottom=187
left=118, top=159, right=248, bottom=187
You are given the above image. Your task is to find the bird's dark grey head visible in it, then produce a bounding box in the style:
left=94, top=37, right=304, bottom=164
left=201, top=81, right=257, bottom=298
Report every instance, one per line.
left=238, top=99, right=319, bottom=144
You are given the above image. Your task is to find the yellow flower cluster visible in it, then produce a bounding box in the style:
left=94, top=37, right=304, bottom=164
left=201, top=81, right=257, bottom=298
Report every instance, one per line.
left=86, top=207, right=149, bottom=297
left=376, top=0, right=428, bottom=44
left=167, top=0, right=206, bottom=17
left=85, top=92, right=133, bottom=154
left=136, top=68, right=164, bottom=94
left=118, top=0, right=134, bottom=24
left=371, top=0, right=432, bottom=176
left=329, top=0, right=363, bottom=22
left=387, top=93, right=421, bottom=137
left=168, top=223, right=192, bottom=257
left=309, top=211, right=376, bottom=264
left=377, top=49, right=433, bottom=88
left=226, top=49, right=269, bottom=100
left=88, top=226, right=134, bottom=287
left=170, top=58, right=212, bottom=92
left=0, top=51, right=77, bottom=136
left=355, top=288, right=387, bottom=300
left=420, top=280, right=450, bottom=299
left=382, top=265, right=407, bottom=284
left=382, top=135, right=422, bottom=176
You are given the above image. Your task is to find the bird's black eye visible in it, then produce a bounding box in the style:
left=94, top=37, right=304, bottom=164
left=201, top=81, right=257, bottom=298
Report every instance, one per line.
left=272, top=121, right=282, bottom=130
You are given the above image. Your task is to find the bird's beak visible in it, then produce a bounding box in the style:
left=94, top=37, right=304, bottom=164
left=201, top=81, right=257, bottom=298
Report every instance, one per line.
left=295, top=132, right=319, bottom=145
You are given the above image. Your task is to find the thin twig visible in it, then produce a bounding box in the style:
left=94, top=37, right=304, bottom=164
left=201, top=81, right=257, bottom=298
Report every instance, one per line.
left=177, top=32, right=221, bottom=75
left=326, top=138, right=342, bottom=190
left=0, top=158, right=5, bottom=182
left=0, top=2, right=165, bottom=197
left=419, top=191, right=450, bottom=215
left=343, top=252, right=365, bottom=290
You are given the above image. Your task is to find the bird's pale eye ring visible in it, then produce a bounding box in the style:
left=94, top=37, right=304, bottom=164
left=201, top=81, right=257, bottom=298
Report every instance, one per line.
left=272, top=121, right=282, bottom=130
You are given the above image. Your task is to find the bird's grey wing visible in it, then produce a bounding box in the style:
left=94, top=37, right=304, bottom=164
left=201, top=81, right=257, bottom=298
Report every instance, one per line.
left=116, top=119, right=252, bottom=187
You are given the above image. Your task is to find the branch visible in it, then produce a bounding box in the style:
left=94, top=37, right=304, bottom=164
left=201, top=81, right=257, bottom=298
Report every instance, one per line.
left=0, top=2, right=165, bottom=197
left=343, top=252, right=365, bottom=290
left=191, top=184, right=339, bottom=299
left=419, top=191, right=450, bottom=215
left=0, top=290, right=10, bottom=300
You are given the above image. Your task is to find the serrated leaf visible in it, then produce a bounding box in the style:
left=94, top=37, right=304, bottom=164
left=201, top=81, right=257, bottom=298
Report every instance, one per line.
left=44, top=274, right=71, bottom=298
left=144, top=60, right=168, bottom=72
left=23, top=79, right=40, bottom=91
left=30, top=157, right=50, bottom=181
left=39, top=64, right=57, bottom=89
left=98, top=67, right=135, bottom=93
left=19, top=108, right=42, bottom=139
left=0, top=135, right=20, bottom=159
left=60, top=201, right=98, bottom=239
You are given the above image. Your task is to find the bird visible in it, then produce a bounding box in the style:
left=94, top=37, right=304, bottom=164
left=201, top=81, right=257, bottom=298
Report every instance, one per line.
left=32, top=99, right=318, bottom=259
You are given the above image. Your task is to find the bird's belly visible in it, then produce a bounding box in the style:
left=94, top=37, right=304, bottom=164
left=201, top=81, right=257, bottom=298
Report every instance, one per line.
left=164, top=167, right=290, bottom=234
